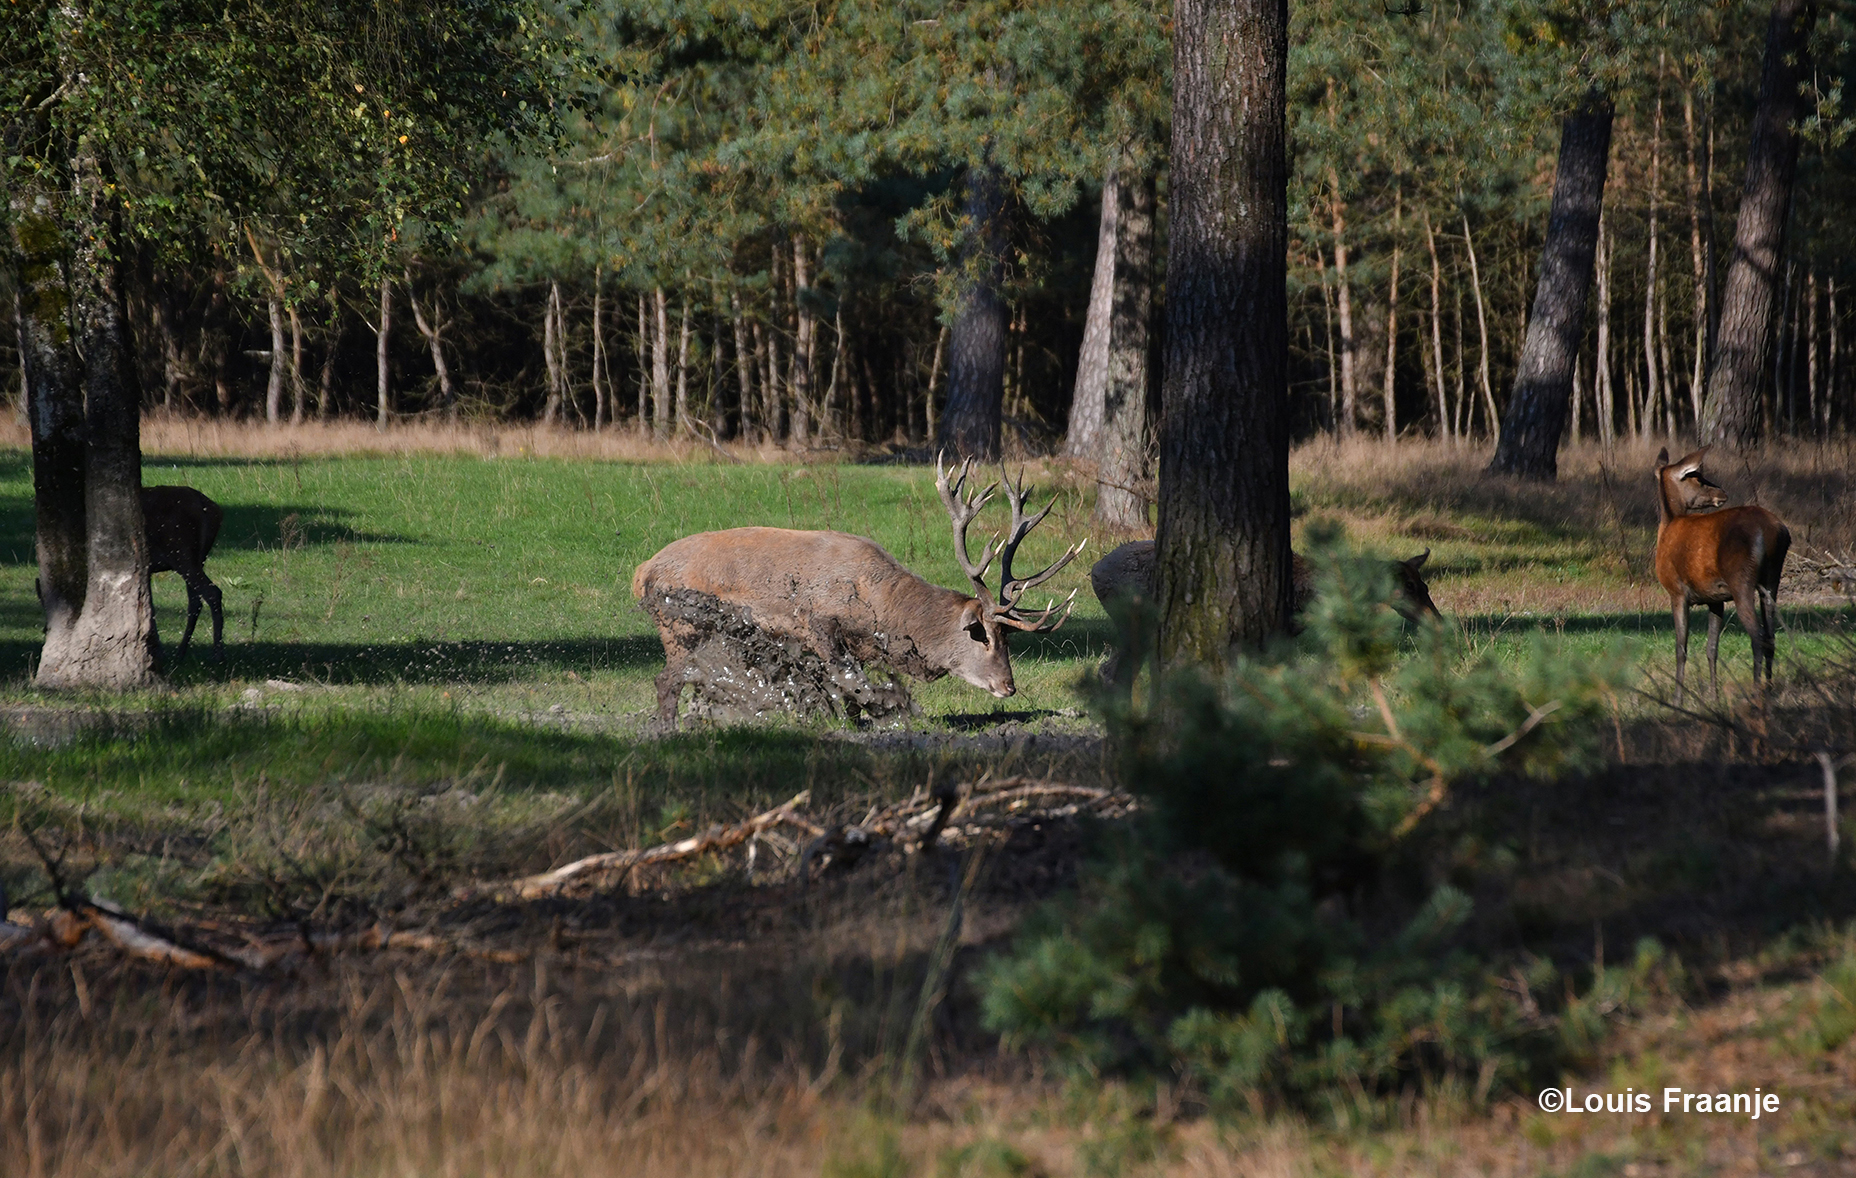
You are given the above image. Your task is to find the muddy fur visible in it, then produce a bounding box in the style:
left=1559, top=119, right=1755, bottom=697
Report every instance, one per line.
left=642, top=587, right=916, bottom=726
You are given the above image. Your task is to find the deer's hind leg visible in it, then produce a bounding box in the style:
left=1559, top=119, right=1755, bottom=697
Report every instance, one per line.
left=1705, top=603, right=1725, bottom=696
left=177, top=568, right=225, bottom=662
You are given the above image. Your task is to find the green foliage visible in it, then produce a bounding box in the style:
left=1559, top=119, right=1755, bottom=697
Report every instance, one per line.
left=980, top=527, right=1641, bottom=1112
left=1795, top=950, right=1856, bottom=1054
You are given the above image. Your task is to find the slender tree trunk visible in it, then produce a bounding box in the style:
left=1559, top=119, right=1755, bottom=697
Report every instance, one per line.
left=730, top=294, right=755, bottom=442
left=1331, top=173, right=1356, bottom=437
left=375, top=276, right=392, bottom=431
left=674, top=293, right=692, bottom=436
left=926, top=323, right=947, bottom=441
left=1644, top=79, right=1664, bottom=439
left=1453, top=284, right=1468, bottom=438
left=636, top=294, right=649, bottom=434
left=1384, top=190, right=1402, bottom=442
left=287, top=305, right=306, bottom=424
left=1157, top=0, right=1293, bottom=665
left=937, top=163, right=1011, bottom=460
left=1318, top=246, right=1338, bottom=431
left=405, top=269, right=457, bottom=421
left=651, top=286, right=670, bottom=441
left=1684, top=87, right=1710, bottom=425
left=1098, top=166, right=1154, bottom=530
left=1571, top=352, right=1585, bottom=442
left=790, top=240, right=813, bottom=447
left=318, top=295, right=340, bottom=419
left=1065, top=161, right=1119, bottom=458
left=1596, top=205, right=1615, bottom=444
left=1487, top=92, right=1615, bottom=478
left=1702, top=0, right=1818, bottom=447
left=150, top=270, right=186, bottom=410
left=1462, top=214, right=1497, bottom=437
left=1804, top=269, right=1818, bottom=435
left=592, top=268, right=607, bottom=430
left=264, top=294, right=287, bottom=424
left=1423, top=211, right=1450, bottom=441
left=542, top=281, right=564, bottom=426
left=1826, top=278, right=1839, bottom=436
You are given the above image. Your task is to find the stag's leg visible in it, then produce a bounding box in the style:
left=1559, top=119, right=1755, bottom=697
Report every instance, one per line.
left=1672, top=599, right=1690, bottom=706
left=147, top=575, right=166, bottom=665
left=1705, top=604, right=1724, bottom=697
left=178, top=568, right=225, bottom=662
left=1732, top=585, right=1768, bottom=690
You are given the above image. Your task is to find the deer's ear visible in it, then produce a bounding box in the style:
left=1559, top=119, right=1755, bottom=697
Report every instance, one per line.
left=1675, top=447, right=1709, bottom=469
left=1656, top=446, right=1670, bottom=467
left=961, top=599, right=989, bottom=644
left=1405, top=549, right=1430, bottom=571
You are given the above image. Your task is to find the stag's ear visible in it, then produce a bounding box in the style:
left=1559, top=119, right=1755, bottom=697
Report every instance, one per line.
left=1404, top=549, right=1430, bottom=571
left=961, top=599, right=989, bottom=645
left=1656, top=446, right=1670, bottom=467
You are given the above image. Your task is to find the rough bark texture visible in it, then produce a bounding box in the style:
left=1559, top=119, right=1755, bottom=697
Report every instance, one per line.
left=9, top=142, right=90, bottom=674
left=937, top=163, right=1011, bottom=460
left=1063, top=163, right=1118, bottom=459
left=652, top=286, right=671, bottom=440
left=1097, top=165, right=1154, bottom=530
left=1701, top=0, right=1817, bottom=448
left=45, top=145, right=155, bottom=689
left=1487, top=92, right=1615, bottom=479
left=1156, top=0, right=1293, bottom=666
left=375, top=276, right=392, bottom=430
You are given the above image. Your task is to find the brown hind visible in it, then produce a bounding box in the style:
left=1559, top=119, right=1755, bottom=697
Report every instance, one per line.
left=1652, top=447, right=1789, bottom=702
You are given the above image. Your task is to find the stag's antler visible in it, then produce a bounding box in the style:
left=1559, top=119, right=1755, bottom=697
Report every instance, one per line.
left=934, top=452, right=999, bottom=599
left=994, top=464, right=1086, bottom=632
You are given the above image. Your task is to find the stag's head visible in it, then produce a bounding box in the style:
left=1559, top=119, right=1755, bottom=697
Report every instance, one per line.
left=934, top=454, right=1086, bottom=698
left=1655, top=446, right=1730, bottom=520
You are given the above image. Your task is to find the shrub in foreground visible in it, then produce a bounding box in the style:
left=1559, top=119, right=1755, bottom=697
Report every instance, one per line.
left=980, top=527, right=1645, bottom=1115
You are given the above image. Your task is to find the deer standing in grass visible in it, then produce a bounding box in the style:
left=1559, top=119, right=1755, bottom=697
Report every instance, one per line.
left=632, top=457, right=1085, bottom=728
left=142, top=486, right=225, bottom=664
left=1652, top=447, right=1789, bottom=702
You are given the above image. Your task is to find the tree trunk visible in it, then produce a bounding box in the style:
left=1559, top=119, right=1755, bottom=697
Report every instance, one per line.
left=288, top=304, right=306, bottom=424
left=1645, top=80, right=1664, bottom=438
left=318, top=296, right=340, bottom=419
left=674, top=293, right=692, bottom=436
left=1423, top=211, right=1450, bottom=441
left=1097, top=164, right=1154, bottom=530
left=1331, top=174, right=1357, bottom=437
left=405, top=269, right=457, bottom=421
left=375, top=276, right=392, bottom=431
left=1487, top=91, right=1615, bottom=478
left=1157, top=0, right=1293, bottom=667
left=1701, top=0, right=1817, bottom=448
left=731, top=293, right=755, bottom=442
left=591, top=269, right=607, bottom=430
left=1461, top=214, right=1498, bottom=437
left=542, top=280, right=564, bottom=426
left=1065, top=162, right=1119, bottom=458
left=264, top=294, right=287, bottom=424
left=1596, top=205, right=1615, bottom=444
left=1384, top=190, right=1402, bottom=442
left=651, top=286, right=670, bottom=440
left=789, top=240, right=813, bottom=447
left=9, top=151, right=90, bottom=676
left=1684, top=87, right=1710, bottom=426
left=937, top=163, right=1011, bottom=460
left=926, top=322, right=947, bottom=441
left=636, top=294, right=649, bottom=434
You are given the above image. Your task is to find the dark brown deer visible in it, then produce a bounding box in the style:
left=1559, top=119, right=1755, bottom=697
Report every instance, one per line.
left=143, top=486, right=225, bottom=664
left=1089, top=541, right=1440, bottom=690
left=1652, top=446, right=1790, bottom=702
left=632, top=457, right=1085, bottom=728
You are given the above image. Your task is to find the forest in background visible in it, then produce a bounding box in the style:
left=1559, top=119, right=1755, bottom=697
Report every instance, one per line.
left=6, top=0, right=1856, bottom=456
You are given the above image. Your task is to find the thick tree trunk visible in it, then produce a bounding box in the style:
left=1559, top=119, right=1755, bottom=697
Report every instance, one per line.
left=375, top=276, right=392, bottom=431
left=1156, top=0, right=1293, bottom=666
left=39, top=145, right=155, bottom=688
left=937, top=163, right=1011, bottom=460
left=1064, top=162, right=1119, bottom=459
left=1701, top=0, right=1817, bottom=448
left=1097, top=165, right=1154, bottom=530
left=9, top=152, right=90, bottom=674
left=1487, top=91, right=1615, bottom=478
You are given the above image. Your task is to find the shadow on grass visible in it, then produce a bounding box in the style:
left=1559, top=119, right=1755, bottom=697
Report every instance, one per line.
left=1454, top=603, right=1856, bottom=638
left=0, top=491, right=410, bottom=568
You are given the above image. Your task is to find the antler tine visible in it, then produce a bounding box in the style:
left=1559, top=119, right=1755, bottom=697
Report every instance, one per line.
left=994, top=588, right=1079, bottom=633
left=934, top=451, right=999, bottom=596
left=996, top=463, right=1086, bottom=607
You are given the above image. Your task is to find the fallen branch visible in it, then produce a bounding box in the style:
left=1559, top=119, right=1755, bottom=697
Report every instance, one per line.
left=478, top=790, right=819, bottom=900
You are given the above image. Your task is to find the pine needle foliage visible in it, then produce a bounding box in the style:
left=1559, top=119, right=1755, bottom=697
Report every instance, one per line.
left=979, top=524, right=1646, bottom=1114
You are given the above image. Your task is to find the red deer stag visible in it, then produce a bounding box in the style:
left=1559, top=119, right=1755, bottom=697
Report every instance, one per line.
left=1089, top=541, right=1440, bottom=690
left=632, top=457, right=1085, bottom=728
left=1652, top=447, right=1789, bottom=702
left=143, top=486, right=226, bottom=664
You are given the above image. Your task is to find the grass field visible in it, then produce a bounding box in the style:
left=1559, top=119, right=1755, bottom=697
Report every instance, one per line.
left=4, top=421, right=1856, bottom=1177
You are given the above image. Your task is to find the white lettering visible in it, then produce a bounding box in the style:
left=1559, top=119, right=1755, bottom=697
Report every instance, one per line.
left=1664, top=1088, right=1682, bottom=1112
